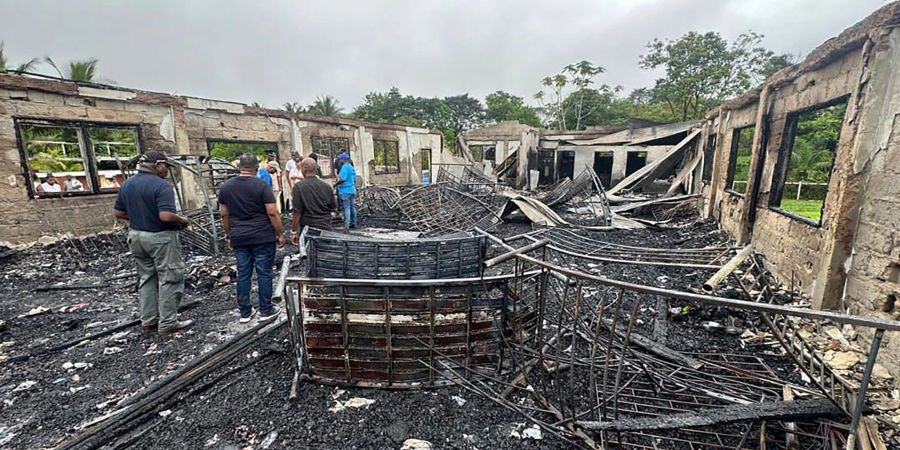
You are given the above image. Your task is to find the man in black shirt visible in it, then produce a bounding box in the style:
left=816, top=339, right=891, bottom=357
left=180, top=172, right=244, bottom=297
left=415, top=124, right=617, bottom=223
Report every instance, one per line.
left=113, top=150, right=192, bottom=335
left=218, top=154, right=285, bottom=323
left=291, top=158, right=337, bottom=243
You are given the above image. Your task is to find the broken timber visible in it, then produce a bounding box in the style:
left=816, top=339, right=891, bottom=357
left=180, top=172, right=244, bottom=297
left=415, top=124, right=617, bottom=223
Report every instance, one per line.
left=576, top=398, right=842, bottom=432
left=607, top=129, right=701, bottom=195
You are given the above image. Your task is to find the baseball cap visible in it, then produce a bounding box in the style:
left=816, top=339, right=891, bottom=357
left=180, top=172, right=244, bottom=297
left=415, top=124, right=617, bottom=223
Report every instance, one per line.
left=339, top=153, right=351, bottom=160
left=142, top=151, right=169, bottom=164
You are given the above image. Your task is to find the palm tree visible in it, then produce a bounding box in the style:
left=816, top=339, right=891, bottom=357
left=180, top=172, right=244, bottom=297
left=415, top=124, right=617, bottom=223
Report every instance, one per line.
left=282, top=102, right=304, bottom=113
left=307, top=95, right=343, bottom=117
left=45, top=57, right=101, bottom=82
left=0, top=42, right=40, bottom=73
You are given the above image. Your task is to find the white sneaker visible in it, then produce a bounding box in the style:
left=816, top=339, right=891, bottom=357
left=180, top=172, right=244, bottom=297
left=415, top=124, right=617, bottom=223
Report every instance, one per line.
left=239, top=308, right=257, bottom=323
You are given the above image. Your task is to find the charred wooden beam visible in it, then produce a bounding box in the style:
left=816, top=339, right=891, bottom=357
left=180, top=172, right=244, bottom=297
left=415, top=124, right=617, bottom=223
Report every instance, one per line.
left=576, top=398, right=842, bottom=432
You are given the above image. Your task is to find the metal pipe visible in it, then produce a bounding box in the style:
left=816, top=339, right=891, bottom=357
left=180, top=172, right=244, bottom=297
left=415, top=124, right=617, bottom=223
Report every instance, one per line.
left=484, top=239, right=551, bottom=268
left=474, top=228, right=900, bottom=331
left=845, top=328, right=885, bottom=450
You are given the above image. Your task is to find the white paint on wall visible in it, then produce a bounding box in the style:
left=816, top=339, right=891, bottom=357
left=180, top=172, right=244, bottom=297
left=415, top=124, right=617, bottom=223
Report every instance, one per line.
left=78, top=86, right=135, bottom=101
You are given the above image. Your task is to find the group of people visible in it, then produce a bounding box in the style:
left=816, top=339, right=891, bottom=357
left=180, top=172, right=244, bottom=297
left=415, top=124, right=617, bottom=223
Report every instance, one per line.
left=112, top=148, right=359, bottom=333
left=32, top=173, right=85, bottom=194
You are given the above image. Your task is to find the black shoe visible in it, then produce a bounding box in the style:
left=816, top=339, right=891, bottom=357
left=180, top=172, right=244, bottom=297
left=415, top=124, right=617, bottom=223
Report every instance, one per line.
left=140, top=322, right=158, bottom=334
left=259, top=307, right=280, bottom=321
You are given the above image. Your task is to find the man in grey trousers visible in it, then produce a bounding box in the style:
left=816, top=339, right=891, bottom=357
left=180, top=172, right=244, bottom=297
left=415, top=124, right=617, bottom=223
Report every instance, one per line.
left=113, top=150, right=193, bottom=335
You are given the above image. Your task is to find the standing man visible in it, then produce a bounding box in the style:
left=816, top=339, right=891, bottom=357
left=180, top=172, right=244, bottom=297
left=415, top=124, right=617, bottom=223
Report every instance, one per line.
left=291, top=157, right=337, bottom=242
left=113, top=151, right=192, bottom=335
left=40, top=174, right=62, bottom=194
left=218, top=154, right=285, bottom=323
left=265, top=154, right=283, bottom=213
left=64, top=174, right=84, bottom=192
left=335, top=153, right=358, bottom=230
left=332, top=149, right=348, bottom=178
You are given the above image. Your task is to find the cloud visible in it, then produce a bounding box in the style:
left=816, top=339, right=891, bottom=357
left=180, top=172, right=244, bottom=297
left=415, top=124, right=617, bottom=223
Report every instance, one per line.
left=0, top=0, right=887, bottom=110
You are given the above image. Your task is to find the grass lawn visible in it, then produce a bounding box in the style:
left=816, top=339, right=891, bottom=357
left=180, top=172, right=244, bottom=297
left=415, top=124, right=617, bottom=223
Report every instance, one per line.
left=778, top=199, right=823, bottom=222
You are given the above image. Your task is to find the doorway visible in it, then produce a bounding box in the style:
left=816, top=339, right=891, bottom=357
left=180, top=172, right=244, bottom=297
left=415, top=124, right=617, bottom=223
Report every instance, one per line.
left=625, top=151, right=647, bottom=176
left=593, top=152, right=613, bottom=189
left=421, top=149, right=432, bottom=183
left=538, top=150, right=555, bottom=185
left=558, top=150, right=575, bottom=181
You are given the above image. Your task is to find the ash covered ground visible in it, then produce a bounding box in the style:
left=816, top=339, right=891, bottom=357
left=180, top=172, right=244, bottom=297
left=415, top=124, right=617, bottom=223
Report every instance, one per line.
left=0, top=214, right=815, bottom=449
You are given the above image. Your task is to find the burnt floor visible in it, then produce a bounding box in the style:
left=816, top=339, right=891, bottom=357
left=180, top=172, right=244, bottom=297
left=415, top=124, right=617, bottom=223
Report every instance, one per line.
left=0, top=216, right=836, bottom=449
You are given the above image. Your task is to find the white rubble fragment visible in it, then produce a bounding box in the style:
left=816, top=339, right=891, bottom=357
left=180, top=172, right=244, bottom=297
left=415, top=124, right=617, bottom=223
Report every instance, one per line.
left=158, top=410, right=172, bottom=418
left=823, top=350, right=858, bottom=370
left=103, top=347, right=123, bottom=355
left=13, top=380, right=37, bottom=392
left=69, top=385, right=90, bottom=394
left=521, top=424, right=543, bottom=440
left=401, top=438, right=433, bottom=449
left=18, top=306, right=49, bottom=318
left=701, top=321, right=722, bottom=331
left=261, top=431, right=278, bottom=449
left=109, top=331, right=130, bottom=343
left=873, top=363, right=893, bottom=381
left=204, top=434, right=220, bottom=447
left=329, top=397, right=376, bottom=413
left=451, top=395, right=467, bottom=406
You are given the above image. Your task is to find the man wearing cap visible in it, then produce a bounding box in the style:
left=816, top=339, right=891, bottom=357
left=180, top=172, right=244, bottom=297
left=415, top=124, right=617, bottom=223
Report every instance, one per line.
left=218, top=154, right=285, bottom=323
left=113, top=151, right=192, bottom=335
left=335, top=152, right=358, bottom=230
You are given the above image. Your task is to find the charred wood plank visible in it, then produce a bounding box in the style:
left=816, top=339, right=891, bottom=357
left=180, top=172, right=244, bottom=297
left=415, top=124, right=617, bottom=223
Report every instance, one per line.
left=576, top=398, right=842, bottom=432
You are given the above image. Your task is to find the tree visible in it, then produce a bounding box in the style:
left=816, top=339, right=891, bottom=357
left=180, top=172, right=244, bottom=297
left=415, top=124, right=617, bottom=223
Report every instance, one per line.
left=760, top=53, right=797, bottom=80
left=45, top=57, right=104, bottom=82
left=484, top=91, right=541, bottom=127
left=534, top=60, right=612, bottom=130
left=639, top=31, right=779, bottom=121
left=282, top=102, right=304, bottom=113
left=443, top=94, right=484, bottom=134
left=307, top=95, right=344, bottom=117
left=0, top=42, right=40, bottom=73
left=352, top=88, right=486, bottom=150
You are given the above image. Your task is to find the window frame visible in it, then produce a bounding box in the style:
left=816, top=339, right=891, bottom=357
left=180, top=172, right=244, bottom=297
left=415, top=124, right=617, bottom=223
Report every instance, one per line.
left=768, top=95, right=849, bottom=228
left=15, top=117, right=142, bottom=200
left=725, top=125, right=755, bottom=197
left=373, top=139, right=401, bottom=175
left=310, top=136, right=350, bottom=178
left=701, top=134, right=717, bottom=184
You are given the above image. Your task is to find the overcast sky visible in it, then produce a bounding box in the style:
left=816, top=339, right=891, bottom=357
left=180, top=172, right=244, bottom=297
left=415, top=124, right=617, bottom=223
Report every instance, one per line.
left=0, top=0, right=890, bottom=110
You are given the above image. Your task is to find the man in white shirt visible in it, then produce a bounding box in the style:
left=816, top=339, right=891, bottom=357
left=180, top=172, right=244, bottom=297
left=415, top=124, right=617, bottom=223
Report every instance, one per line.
left=64, top=175, right=84, bottom=192
left=40, top=174, right=62, bottom=193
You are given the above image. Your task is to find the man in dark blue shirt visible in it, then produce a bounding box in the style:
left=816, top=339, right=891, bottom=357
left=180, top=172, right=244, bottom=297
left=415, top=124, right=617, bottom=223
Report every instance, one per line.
left=113, top=150, right=193, bottom=336
left=218, top=154, right=285, bottom=323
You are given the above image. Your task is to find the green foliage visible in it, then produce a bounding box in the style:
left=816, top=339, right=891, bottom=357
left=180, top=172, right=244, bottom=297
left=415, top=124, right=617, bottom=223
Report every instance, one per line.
left=208, top=141, right=276, bottom=161
left=730, top=126, right=755, bottom=186
left=0, top=42, right=40, bottom=73
left=787, top=102, right=846, bottom=183
left=45, top=57, right=103, bottom=82
left=534, top=60, right=614, bottom=130
left=282, top=102, right=304, bottom=113
left=779, top=199, right=823, bottom=222
left=484, top=91, right=541, bottom=127
left=639, top=31, right=777, bottom=121
left=307, top=95, right=344, bottom=117
left=352, top=88, right=484, bottom=150
left=560, top=87, right=631, bottom=129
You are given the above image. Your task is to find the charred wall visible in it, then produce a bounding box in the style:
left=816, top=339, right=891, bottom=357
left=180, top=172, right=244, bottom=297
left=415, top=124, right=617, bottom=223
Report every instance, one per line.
left=0, top=75, right=444, bottom=245
left=701, top=5, right=900, bottom=369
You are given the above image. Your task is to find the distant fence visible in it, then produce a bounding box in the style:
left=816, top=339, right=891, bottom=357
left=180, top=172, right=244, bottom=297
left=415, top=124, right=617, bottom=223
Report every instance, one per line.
left=731, top=181, right=828, bottom=200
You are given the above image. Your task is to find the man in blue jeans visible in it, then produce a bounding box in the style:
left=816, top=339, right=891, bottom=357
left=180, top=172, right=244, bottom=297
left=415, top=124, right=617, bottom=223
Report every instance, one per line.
left=218, top=154, right=285, bottom=323
left=335, top=153, right=357, bottom=229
